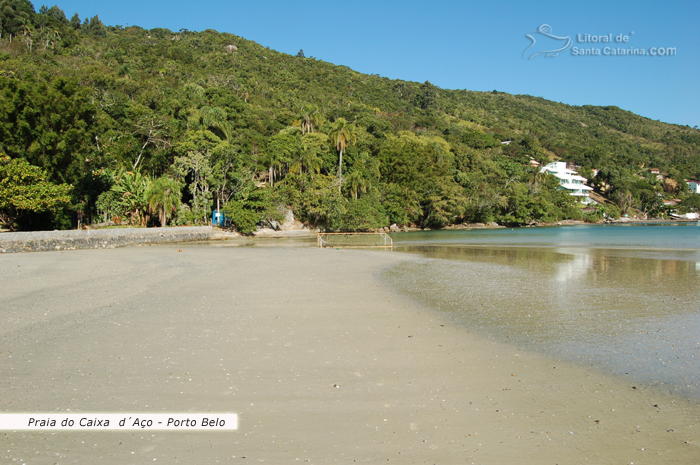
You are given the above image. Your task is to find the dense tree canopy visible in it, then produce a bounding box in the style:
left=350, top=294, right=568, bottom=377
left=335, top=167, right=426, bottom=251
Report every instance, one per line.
left=0, top=2, right=698, bottom=231
left=0, top=153, right=71, bottom=228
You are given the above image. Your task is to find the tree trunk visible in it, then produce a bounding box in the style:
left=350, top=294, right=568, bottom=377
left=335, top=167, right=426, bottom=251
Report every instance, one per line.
left=338, top=148, right=343, bottom=191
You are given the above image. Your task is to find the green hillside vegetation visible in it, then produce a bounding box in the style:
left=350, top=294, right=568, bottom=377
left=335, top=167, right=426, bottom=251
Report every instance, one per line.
left=1, top=0, right=699, bottom=231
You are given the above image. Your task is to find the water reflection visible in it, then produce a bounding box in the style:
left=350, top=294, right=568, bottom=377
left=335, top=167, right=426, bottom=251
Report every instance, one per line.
left=390, top=222, right=700, bottom=249
left=397, top=244, right=700, bottom=283
left=384, top=245, right=700, bottom=398
left=552, top=252, right=592, bottom=282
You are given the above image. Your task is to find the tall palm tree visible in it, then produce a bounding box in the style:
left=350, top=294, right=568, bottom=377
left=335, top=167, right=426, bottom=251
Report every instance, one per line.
left=328, top=118, right=356, bottom=191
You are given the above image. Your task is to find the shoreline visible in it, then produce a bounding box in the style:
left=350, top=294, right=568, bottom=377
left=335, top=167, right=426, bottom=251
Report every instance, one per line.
left=2, top=245, right=699, bottom=463
left=1, top=217, right=696, bottom=254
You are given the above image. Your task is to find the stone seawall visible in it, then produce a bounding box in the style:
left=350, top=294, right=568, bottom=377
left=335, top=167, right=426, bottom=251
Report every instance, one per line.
left=0, top=226, right=213, bottom=254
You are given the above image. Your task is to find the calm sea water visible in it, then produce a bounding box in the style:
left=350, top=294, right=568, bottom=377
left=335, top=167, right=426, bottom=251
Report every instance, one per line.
left=382, top=223, right=700, bottom=398
left=392, top=222, right=700, bottom=250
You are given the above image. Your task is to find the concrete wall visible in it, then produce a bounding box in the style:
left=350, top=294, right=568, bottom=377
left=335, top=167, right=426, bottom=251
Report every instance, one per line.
left=0, top=226, right=213, bottom=254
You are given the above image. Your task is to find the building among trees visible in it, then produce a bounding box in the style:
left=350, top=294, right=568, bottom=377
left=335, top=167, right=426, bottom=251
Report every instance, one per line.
left=541, top=162, right=594, bottom=204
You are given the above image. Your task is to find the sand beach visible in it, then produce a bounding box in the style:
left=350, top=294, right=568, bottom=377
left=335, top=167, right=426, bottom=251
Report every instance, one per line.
left=1, top=244, right=699, bottom=463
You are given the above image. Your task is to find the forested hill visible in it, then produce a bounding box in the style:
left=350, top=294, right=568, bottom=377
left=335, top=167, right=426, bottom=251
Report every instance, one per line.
left=1, top=1, right=699, bottom=231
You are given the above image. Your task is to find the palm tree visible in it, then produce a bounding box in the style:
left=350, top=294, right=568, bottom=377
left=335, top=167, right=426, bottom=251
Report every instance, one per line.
left=293, top=106, right=325, bottom=134
left=146, top=176, right=182, bottom=227
left=201, top=106, right=233, bottom=140
left=328, top=118, right=356, bottom=191
left=346, top=152, right=379, bottom=200
left=299, top=132, right=326, bottom=177
left=291, top=141, right=322, bottom=178
left=345, top=169, right=366, bottom=200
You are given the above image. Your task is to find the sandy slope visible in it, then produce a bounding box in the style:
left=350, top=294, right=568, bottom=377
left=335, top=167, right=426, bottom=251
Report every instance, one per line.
left=1, top=245, right=698, bottom=464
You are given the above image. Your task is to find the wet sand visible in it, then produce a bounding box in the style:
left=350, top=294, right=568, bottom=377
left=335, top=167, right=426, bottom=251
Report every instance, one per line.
left=1, top=245, right=699, bottom=464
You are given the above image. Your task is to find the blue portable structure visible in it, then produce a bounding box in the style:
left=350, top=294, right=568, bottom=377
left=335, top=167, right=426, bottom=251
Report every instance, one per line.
left=212, top=210, right=230, bottom=227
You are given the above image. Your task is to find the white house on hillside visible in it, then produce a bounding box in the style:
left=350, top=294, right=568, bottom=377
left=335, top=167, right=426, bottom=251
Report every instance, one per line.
left=541, top=161, right=594, bottom=204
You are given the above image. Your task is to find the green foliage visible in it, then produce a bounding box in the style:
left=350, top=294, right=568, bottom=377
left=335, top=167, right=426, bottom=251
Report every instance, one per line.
left=294, top=174, right=346, bottom=230
left=0, top=153, right=72, bottom=228
left=69, top=12, right=79, bottom=30
left=382, top=183, right=421, bottom=225
left=678, top=195, right=700, bottom=213
left=45, top=5, right=68, bottom=23
left=0, top=0, right=35, bottom=38
left=416, top=81, right=438, bottom=110
left=173, top=203, right=198, bottom=226
left=223, top=200, right=258, bottom=234
left=0, top=75, right=97, bottom=185
left=496, top=181, right=576, bottom=225
left=379, top=132, right=453, bottom=192
left=81, top=14, right=106, bottom=37
left=146, top=176, right=182, bottom=226
left=103, top=170, right=151, bottom=225
left=445, top=123, right=497, bottom=149
left=173, top=130, right=225, bottom=224
left=339, top=195, right=387, bottom=231
left=1, top=7, right=698, bottom=231
left=637, top=189, right=663, bottom=216
left=222, top=183, right=279, bottom=234
left=612, top=190, right=634, bottom=215
left=95, top=188, right=123, bottom=221
left=345, top=151, right=379, bottom=200
left=604, top=203, right=621, bottom=219
left=378, top=132, right=464, bottom=226
left=583, top=202, right=621, bottom=222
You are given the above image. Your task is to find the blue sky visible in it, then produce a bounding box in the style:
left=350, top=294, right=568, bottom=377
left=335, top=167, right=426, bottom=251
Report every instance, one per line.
left=52, top=0, right=699, bottom=127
